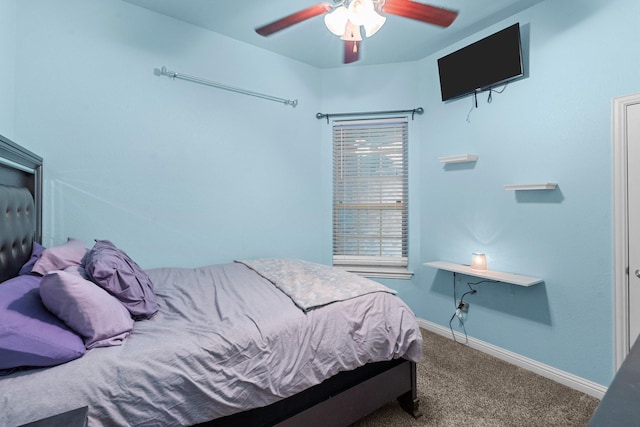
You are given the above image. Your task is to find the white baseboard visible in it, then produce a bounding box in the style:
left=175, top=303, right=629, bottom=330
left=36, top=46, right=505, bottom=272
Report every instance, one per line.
left=417, top=318, right=607, bottom=399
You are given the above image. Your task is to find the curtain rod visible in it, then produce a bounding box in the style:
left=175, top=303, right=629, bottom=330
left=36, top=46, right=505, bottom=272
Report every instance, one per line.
left=154, top=66, right=298, bottom=108
left=316, top=107, right=424, bottom=123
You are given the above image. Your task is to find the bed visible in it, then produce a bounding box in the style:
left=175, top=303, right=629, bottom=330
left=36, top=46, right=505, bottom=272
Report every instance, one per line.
left=0, top=133, right=423, bottom=427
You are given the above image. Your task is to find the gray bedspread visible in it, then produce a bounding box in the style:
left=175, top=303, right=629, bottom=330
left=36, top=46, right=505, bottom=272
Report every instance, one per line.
left=0, top=262, right=422, bottom=426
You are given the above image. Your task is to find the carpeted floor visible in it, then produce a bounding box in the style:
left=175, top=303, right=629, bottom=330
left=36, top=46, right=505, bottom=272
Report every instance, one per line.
left=351, top=328, right=600, bottom=427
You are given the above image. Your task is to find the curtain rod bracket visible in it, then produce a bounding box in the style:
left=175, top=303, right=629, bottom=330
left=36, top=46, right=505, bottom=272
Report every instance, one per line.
left=155, top=66, right=298, bottom=108
left=316, top=107, right=423, bottom=123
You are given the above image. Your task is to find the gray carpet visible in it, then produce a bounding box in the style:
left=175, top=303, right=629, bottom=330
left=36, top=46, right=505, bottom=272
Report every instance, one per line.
left=351, top=328, right=600, bottom=427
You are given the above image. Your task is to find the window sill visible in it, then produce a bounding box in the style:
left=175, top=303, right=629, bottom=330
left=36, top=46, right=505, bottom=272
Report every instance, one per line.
left=335, top=265, right=414, bottom=280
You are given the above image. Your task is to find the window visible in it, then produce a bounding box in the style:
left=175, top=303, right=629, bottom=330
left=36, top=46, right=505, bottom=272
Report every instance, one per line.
left=332, top=117, right=411, bottom=279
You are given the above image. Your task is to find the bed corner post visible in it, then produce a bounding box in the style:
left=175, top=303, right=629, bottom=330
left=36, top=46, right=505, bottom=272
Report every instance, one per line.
left=397, top=361, right=422, bottom=419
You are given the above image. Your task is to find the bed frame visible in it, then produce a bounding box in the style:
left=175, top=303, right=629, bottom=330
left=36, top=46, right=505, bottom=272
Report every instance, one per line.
left=0, top=133, right=420, bottom=426
left=201, top=357, right=419, bottom=427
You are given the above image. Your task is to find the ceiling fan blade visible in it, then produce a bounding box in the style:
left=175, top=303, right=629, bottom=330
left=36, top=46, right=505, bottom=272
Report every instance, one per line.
left=344, top=40, right=360, bottom=64
left=383, top=0, right=458, bottom=28
left=255, top=3, right=331, bottom=36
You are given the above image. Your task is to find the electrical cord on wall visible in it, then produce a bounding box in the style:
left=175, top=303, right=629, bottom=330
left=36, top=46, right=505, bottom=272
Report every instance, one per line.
left=449, top=285, right=477, bottom=344
left=449, top=275, right=497, bottom=344
left=487, top=82, right=508, bottom=104
left=466, top=82, right=509, bottom=122
left=466, top=94, right=476, bottom=123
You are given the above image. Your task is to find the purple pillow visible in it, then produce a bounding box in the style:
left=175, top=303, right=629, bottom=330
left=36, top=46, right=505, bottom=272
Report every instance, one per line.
left=32, top=238, right=88, bottom=276
left=18, top=242, right=45, bottom=275
left=0, top=275, right=85, bottom=371
left=40, top=268, right=134, bottom=349
left=84, top=240, right=158, bottom=320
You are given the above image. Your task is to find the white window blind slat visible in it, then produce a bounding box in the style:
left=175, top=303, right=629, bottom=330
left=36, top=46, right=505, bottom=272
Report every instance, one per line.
left=332, top=117, right=409, bottom=270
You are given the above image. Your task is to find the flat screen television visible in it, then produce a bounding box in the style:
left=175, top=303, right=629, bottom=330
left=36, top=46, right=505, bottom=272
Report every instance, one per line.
left=437, top=23, right=523, bottom=102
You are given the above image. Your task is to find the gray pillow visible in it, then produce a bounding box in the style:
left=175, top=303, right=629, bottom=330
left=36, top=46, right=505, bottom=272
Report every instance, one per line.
left=84, top=240, right=158, bottom=320
left=32, top=238, right=87, bottom=275
left=39, top=267, right=134, bottom=349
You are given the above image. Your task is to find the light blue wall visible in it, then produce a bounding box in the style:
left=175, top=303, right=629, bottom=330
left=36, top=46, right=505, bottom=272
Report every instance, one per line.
left=321, top=0, right=640, bottom=387
left=419, top=0, right=640, bottom=387
left=7, top=0, right=640, bottom=389
left=417, top=0, right=637, bottom=386
left=0, top=0, right=16, bottom=138
left=12, top=0, right=329, bottom=269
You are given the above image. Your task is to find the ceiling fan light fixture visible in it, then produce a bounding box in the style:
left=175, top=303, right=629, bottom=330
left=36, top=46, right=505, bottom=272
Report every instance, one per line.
left=340, top=20, right=363, bottom=42
left=363, top=12, right=386, bottom=37
left=347, top=0, right=375, bottom=26
left=324, top=5, right=349, bottom=36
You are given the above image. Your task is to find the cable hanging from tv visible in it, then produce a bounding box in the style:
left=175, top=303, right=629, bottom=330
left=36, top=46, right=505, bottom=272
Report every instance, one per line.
left=466, top=83, right=509, bottom=123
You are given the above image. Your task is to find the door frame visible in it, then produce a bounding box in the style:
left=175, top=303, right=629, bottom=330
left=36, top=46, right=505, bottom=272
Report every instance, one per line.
left=613, top=92, right=640, bottom=370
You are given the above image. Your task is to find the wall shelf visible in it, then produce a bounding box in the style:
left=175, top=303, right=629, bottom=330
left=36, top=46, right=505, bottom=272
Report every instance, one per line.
left=504, top=183, right=557, bottom=191
left=425, top=261, right=543, bottom=287
left=438, top=154, right=478, bottom=164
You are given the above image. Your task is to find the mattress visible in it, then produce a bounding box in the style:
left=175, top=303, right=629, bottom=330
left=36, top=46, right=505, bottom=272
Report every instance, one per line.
left=0, top=261, right=422, bottom=426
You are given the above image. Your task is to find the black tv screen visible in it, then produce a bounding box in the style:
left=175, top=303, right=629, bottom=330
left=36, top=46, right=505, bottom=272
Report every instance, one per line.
left=437, top=23, right=523, bottom=101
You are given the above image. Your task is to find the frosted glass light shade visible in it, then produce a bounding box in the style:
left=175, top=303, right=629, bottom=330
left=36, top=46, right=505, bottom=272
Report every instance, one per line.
left=471, top=253, right=487, bottom=271
left=327, top=1, right=385, bottom=39
left=324, top=6, right=349, bottom=36
left=347, top=0, right=374, bottom=26
left=363, top=13, right=386, bottom=37
left=340, top=20, right=363, bottom=41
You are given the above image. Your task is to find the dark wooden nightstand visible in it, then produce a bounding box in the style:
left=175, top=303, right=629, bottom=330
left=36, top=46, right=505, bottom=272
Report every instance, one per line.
left=18, top=406, right=88, bottom=427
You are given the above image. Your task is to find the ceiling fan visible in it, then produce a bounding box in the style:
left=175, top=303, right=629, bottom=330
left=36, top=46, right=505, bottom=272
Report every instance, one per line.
left=255, top=0, right=458, bottom=64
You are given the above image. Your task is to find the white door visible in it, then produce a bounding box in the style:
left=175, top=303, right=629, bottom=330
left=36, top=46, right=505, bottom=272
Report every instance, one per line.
left=614, top=93, right=640, bottom=368
left=628, top=102, right=640, bottom=346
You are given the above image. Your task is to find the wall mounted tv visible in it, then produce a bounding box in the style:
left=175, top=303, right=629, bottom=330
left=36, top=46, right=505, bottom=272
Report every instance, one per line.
left=437, top=23, right=523, bottom=102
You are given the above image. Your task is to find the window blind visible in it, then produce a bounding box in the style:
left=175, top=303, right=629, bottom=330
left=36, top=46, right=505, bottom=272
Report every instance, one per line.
left=332, top=117, right=408, bottom=272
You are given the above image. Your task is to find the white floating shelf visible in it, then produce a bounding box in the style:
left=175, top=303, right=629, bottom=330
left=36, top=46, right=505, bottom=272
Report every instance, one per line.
left=504, top=183, right=557, bottom=191
left=425, top=261, right=543, bottom=287
left=438, top=154, right=478, bottom=164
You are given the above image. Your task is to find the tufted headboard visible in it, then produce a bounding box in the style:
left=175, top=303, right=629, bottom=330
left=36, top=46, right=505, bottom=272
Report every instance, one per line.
left=0, top=134, right=42, bottom=283
left=0, top=185, right=36, bottom=282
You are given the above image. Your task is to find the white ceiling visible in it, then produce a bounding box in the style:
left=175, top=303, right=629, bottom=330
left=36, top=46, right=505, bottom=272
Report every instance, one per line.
left=121, top=0, right=545, bottom=68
